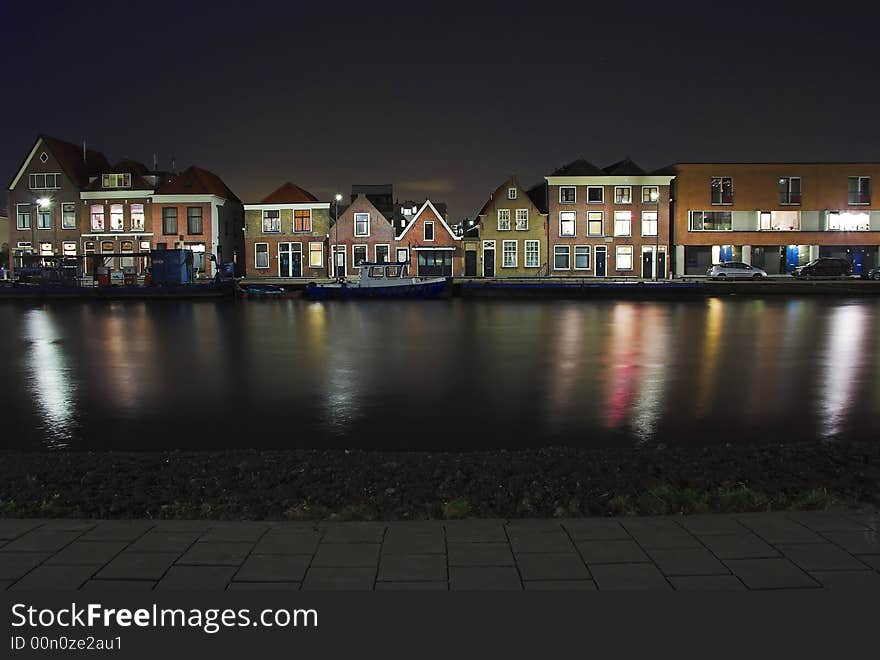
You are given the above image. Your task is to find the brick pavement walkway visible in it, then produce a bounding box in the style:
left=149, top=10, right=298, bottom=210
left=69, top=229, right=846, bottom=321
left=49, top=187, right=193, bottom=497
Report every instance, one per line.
left=1, top=510, right=878, bottom=591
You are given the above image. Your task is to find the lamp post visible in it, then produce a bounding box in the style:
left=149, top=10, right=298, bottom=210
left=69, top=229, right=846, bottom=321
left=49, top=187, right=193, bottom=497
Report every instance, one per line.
left=333, top=193, right=342, bottom=280
left=36, top=197, right=51, bottom=262
left=651, top=188, right=660, bottom=281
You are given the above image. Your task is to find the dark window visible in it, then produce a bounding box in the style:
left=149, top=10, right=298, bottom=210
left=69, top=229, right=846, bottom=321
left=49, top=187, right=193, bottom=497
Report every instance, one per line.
left=848, top=176, right=871, bottom=205
left=187, top=207, right=203, bottom=234
left=710, top=177, right=733, bottom=204
left=560, top=187, right=576, bottom=203
left=424, top=222, right=434, bottom=241
left=778, top=177, right=802, bottom=205
left=162, top=208, right=178, bottom=235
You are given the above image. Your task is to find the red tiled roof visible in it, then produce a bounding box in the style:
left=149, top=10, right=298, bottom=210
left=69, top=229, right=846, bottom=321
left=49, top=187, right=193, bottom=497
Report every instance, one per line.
left=259, top=182, right=318, bottom=204
left=155, top=166, right=239, bottom=201
left=113, top=159, right=149, bottom=175
left=40, top=135, right=110, bottom=187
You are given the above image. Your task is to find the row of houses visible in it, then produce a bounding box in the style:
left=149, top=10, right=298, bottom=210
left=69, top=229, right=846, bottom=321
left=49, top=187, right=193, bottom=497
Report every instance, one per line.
left=7, top=134, right=880, bottom=279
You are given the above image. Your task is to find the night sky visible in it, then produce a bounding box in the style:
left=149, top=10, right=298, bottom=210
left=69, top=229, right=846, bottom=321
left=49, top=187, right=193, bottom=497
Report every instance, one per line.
left=2, top=0, right=879, bottom=218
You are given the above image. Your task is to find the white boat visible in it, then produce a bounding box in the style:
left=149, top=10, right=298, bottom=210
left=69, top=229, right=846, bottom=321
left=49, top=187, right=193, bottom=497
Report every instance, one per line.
left=304, top=262, right=449, bottom=299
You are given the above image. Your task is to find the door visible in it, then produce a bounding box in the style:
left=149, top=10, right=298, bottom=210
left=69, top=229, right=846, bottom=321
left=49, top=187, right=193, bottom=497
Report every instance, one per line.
left=641, top=250, right=653, bottom=279
left=291, top=244, right=302, bottom=277
left=657, top=250, right=666, bottom=279
left=785, top=245, right=800, bottom=273
left=595, top=246, right=607, bottom=277
left=720, top=245, right=733, bottom=263
left=465, top=250, right=477, bottom=277
left=483, top=241, right=495, bottom=277
left=278, top=243, right=291, bottom=277
left=853, top=249, right=865, bottom=276
left=333, top=247, right=346, bottom=277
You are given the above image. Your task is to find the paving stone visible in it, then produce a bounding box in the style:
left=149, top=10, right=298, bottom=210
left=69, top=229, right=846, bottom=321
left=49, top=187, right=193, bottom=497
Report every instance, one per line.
left=590, top=564, right=671, bottom=591
left=312, top=543, right=380, bottom=567
left=150, top=521, right=214, bottom=533
left=843, top=512, right=880, bottom=531
left=448, top=542, right=514, bottom=566
left=670, top=575, right=747, bottom=591
left=562, top=519, right=630, bottom=540
left=378, top=554, right=447, bottom=582
left=302, top=567, right=375, bottom=590
left=575, top=540, right=648, bottom=564
left=648, top=548, right=729, bottom=576
left=177, top=542, right=254, bottom=566
left=38, top=520, right=97, bottom=532
left=156, top=566, right=237, bottom=590
left=0, top=581, right=12, bottom=590
left=619, top=518, right=683, bottom=533
left=822, top=530, right=880, bottom=555
left=79, top=521, right=155, bottom=542
left=95, top=552, right=179, bottom=580
left=724, top=558, right=819, bottom=590
left=444, top=520, right=507, bottom=542
left=779, top=543, right=869, bottom=571
left=524, top=580, right=597, bottom=591
left=81, top=580, right=156, bottom=591
left=449, top=566, right=522, bottom=590
left=734, top=516, right=824, bottom=544
left=200, top=524, right=269, bottom=543
left=10, top=564, right=101, bottom=591
left=627, top=528, right=702, bottom=549
left=857, top=555, right=880, bottom=571
left=47, top=541, right=128, bottom=565
left=0, top=520, right=45, bottom=540
left=382, top=530, right=445, bottom=554
left=128, top=531, right=201, bottom=553
left=227, top=582, right=301, bottom=591
left=809, top=570, right=880, bottom=590
left=1, top=530, right=80, bottom=553
left=376, top=581, right=448, bottom=591
left=676, top=515, right=746, bottom=536
left=234, top=555, right=311, bottom=582
left=321, top=523, right=385, bottom=544
left=515, top=553, right=590, bottom=581
left=509, top=531, right=575, bottom=553
left=0, top=553, right=51, bottom=580
left=253, top=531, right=321, bottom=555
left=506, top=519, right=563, bottom=534
left=787, top=512, right=870, bottom=532
left=701, top=534, right=779, bottom=559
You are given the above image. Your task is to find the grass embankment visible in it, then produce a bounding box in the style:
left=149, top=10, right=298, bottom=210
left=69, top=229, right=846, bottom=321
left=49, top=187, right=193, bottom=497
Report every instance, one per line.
left=1, top=442, right=878, bottom=520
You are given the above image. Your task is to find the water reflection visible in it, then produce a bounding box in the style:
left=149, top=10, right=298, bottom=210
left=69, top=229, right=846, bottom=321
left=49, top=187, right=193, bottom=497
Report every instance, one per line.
left=631, top=306, right=670, bottom=442
left=819, top=304, right=870, bottom=439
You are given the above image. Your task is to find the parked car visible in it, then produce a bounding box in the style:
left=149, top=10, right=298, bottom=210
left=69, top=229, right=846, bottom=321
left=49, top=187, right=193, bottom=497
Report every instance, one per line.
left=706, top=262, right=768, bottom=280
left=862, top=266, right=880, bottom=281
left=792, top=257, right=852, bottom=279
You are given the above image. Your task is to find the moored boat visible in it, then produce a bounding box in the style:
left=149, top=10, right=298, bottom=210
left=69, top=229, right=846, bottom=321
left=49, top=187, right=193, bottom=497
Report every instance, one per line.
left=237, top=283, right=287, bottom=298
left=304, top=262, right=449, bottom=300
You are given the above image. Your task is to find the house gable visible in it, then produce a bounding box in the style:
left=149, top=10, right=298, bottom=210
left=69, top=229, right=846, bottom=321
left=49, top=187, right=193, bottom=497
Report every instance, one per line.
left=396, top=199, right=459, bottom=242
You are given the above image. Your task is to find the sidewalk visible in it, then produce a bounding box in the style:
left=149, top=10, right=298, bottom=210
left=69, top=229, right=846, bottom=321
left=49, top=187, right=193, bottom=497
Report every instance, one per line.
left=1, top=511, right=878, bottom=591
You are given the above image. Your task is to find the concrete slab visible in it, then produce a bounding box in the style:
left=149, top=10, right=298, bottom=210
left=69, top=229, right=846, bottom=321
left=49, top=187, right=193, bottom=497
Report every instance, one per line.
left=127, top=531, right=201, bottom=553
left=312, top=543, right=380, bottom=568
left=9, top=564, right=100, bottom=591
left=320, top=523, right=385, bottom=544
left=575, top=540, right=649, bottom=564
left=252, top=531, right=321, bottom=555
left=449, top=566, right=522, bottom=590
left=808, top=570, right=880, bottom=590
left=524, top=580, right=597, bottom=591
left=515, top=553, right=590, bottom=581
left=701, top=534, right=780, bottom=559
left=670, top=575, right=747, bottom=591
left=46, top=541, right=128, bottom=566
left=1, top=530, right=80, bottom=553
left=0, top=553, right=51, bottom=580
left=508, top=531, right=575, bottom=553
left=562, top=519, right=630, bottom=541
left=234, top=554, right=311, bottom=582
left=444, top=520, right=507, bottom=543
left=448, top=542, right=514, bottom=567
left=302, top=567, right=376, bottom=590
left=156, top=566, right=237, bottom=590
left=724, top=558, right=820, bottom=590
left=779, top=543, right=870, bottom=571
left=377, top=554, right=447, bottom=582
left=589, top=563, right=671, bottom=591
left=648, top=547, right=730, bottom=576
left=95, top=552, right=179, bottom=580
left=822, top=530, right=880, bottom=555
left=177, top=542, right=254, bottom=566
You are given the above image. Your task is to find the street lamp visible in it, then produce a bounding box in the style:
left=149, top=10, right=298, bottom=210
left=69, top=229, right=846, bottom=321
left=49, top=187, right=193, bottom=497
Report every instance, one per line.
left=333, top=193, right=343, bottom=279
left=650, top=188, right=660, bottom=281
left=35, top=197, right=51, bottom=261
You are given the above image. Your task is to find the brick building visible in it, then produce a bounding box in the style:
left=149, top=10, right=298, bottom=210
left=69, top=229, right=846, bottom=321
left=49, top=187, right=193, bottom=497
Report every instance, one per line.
left=395, top=199, right=461, bottom=276
left=331, top=192, right=396, bottom=277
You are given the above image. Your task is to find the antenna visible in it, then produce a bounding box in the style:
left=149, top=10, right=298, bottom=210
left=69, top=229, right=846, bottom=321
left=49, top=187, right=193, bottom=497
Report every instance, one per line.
left=153, top=153, right=158, bottom=172
left=171, top=155, right=176, bottom=173
left=82, top=140, right=86, bottom=163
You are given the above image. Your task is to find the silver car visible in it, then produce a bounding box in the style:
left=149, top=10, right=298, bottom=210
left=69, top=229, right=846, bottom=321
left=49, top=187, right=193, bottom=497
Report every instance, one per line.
left=706, top=261, right=768, bottom=280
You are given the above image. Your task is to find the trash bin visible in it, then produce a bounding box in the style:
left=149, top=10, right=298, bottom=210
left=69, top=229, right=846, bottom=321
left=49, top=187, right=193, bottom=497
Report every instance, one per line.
left=96, top=266, right=110, bottom=287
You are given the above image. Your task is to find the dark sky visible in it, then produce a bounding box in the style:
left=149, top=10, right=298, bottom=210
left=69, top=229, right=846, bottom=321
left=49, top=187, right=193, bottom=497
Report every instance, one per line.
left=2, top=0, right=879, bottom=218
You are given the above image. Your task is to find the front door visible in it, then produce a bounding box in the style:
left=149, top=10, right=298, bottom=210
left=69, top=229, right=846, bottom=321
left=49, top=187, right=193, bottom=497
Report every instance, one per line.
left=279, top=243, right=291, bottom=277
left=641, top=250, right=653, bottom=279
left=291, top=244, right=302, bottom=277
left=657, top=250, right=666, bottom=279
left=465, top=250, right=477, bottom=277
left=333, top=247, right=346, bottom=278
left=483, top=241, right=495, bottom=277
left=595, top=246, right=607, bottom=277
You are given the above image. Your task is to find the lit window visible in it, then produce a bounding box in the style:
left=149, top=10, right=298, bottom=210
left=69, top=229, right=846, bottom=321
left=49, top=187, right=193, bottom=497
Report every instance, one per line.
left=827, top=211, right=870, bottom=231
left=587, top=186, right=604, bottom=203
left=162, top=208, right=178, bottom=235
left=515, top=209, right=528, bottom=230
left=130, top=204, right=145, bottom=231
left=497, top=209, right=510, bottom=231
left=508, top=188, right=517, bottom=200
left=62, top=202, right=76, bottom=229
left=424, top=221, right=434, bottom=241
left=559, top=187, right=576, bottom=203
left=778, top=177, right=802, bottom=205
left=294, top=209, right=311, bottom=232
left=262, top=210, right=281, bottom=233
left=309, top=242, right=323, bottom=268
left=616, top=245, right=633, bottom=270
left=353, top=245, right=367, bottom=267
left=39, top=242, right=53, bottom=256
left=614, top=211, right=632, bottom=236
left=642, top=186, right=659, bottom=203
left=559, top=211, right=575, bottom=237
left=760, top=210, right=799, bottom=231
left=710, top=177, right=733, bottom=204
left=848, top=176, right=871, bottom=205
left=37, top=207, right=51, bottom=229
left=614, top=186, right=632, bottom=204
left=110, top=204, right=124, bottom=231
left=587, top=211, right=603, bottom=236
left=16, top=204, right=31, bottom=229
left=641, top=211, right=658, bottom=236
left=62, top=242, right=77, bottom=256
left=101, top=173, right=131, bottom=188
left=375, top=245, right=390, bottom=263
left=255, top=243, right=269, bottom=268
left=525, top=240, right=540, bottom=268
left=90, top=204, right=105, bottom=231
left=574, top=245, right=591, bottom=270
left=187, top=207, right=203, bottom=234
left=553, top=245, right=570, bottom=270
left=689, top=211, right=732, bottom=231
left=502, top=240, right=517, bottom=268
left=354, top=212, right=370, bottom=236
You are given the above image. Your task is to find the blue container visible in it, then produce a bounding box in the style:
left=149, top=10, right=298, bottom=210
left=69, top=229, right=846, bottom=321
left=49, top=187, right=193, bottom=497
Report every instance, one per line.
left=150, top=249, right=192, bottom=285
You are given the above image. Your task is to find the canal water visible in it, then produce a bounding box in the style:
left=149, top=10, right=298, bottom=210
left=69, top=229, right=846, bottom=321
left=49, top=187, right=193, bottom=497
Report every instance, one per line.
left=2, top=297, right=879, bottom=450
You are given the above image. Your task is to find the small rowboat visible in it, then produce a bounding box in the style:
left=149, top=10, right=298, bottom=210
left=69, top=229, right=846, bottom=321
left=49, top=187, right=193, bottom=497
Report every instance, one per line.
left=238, top=283, right=286, bottom=297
